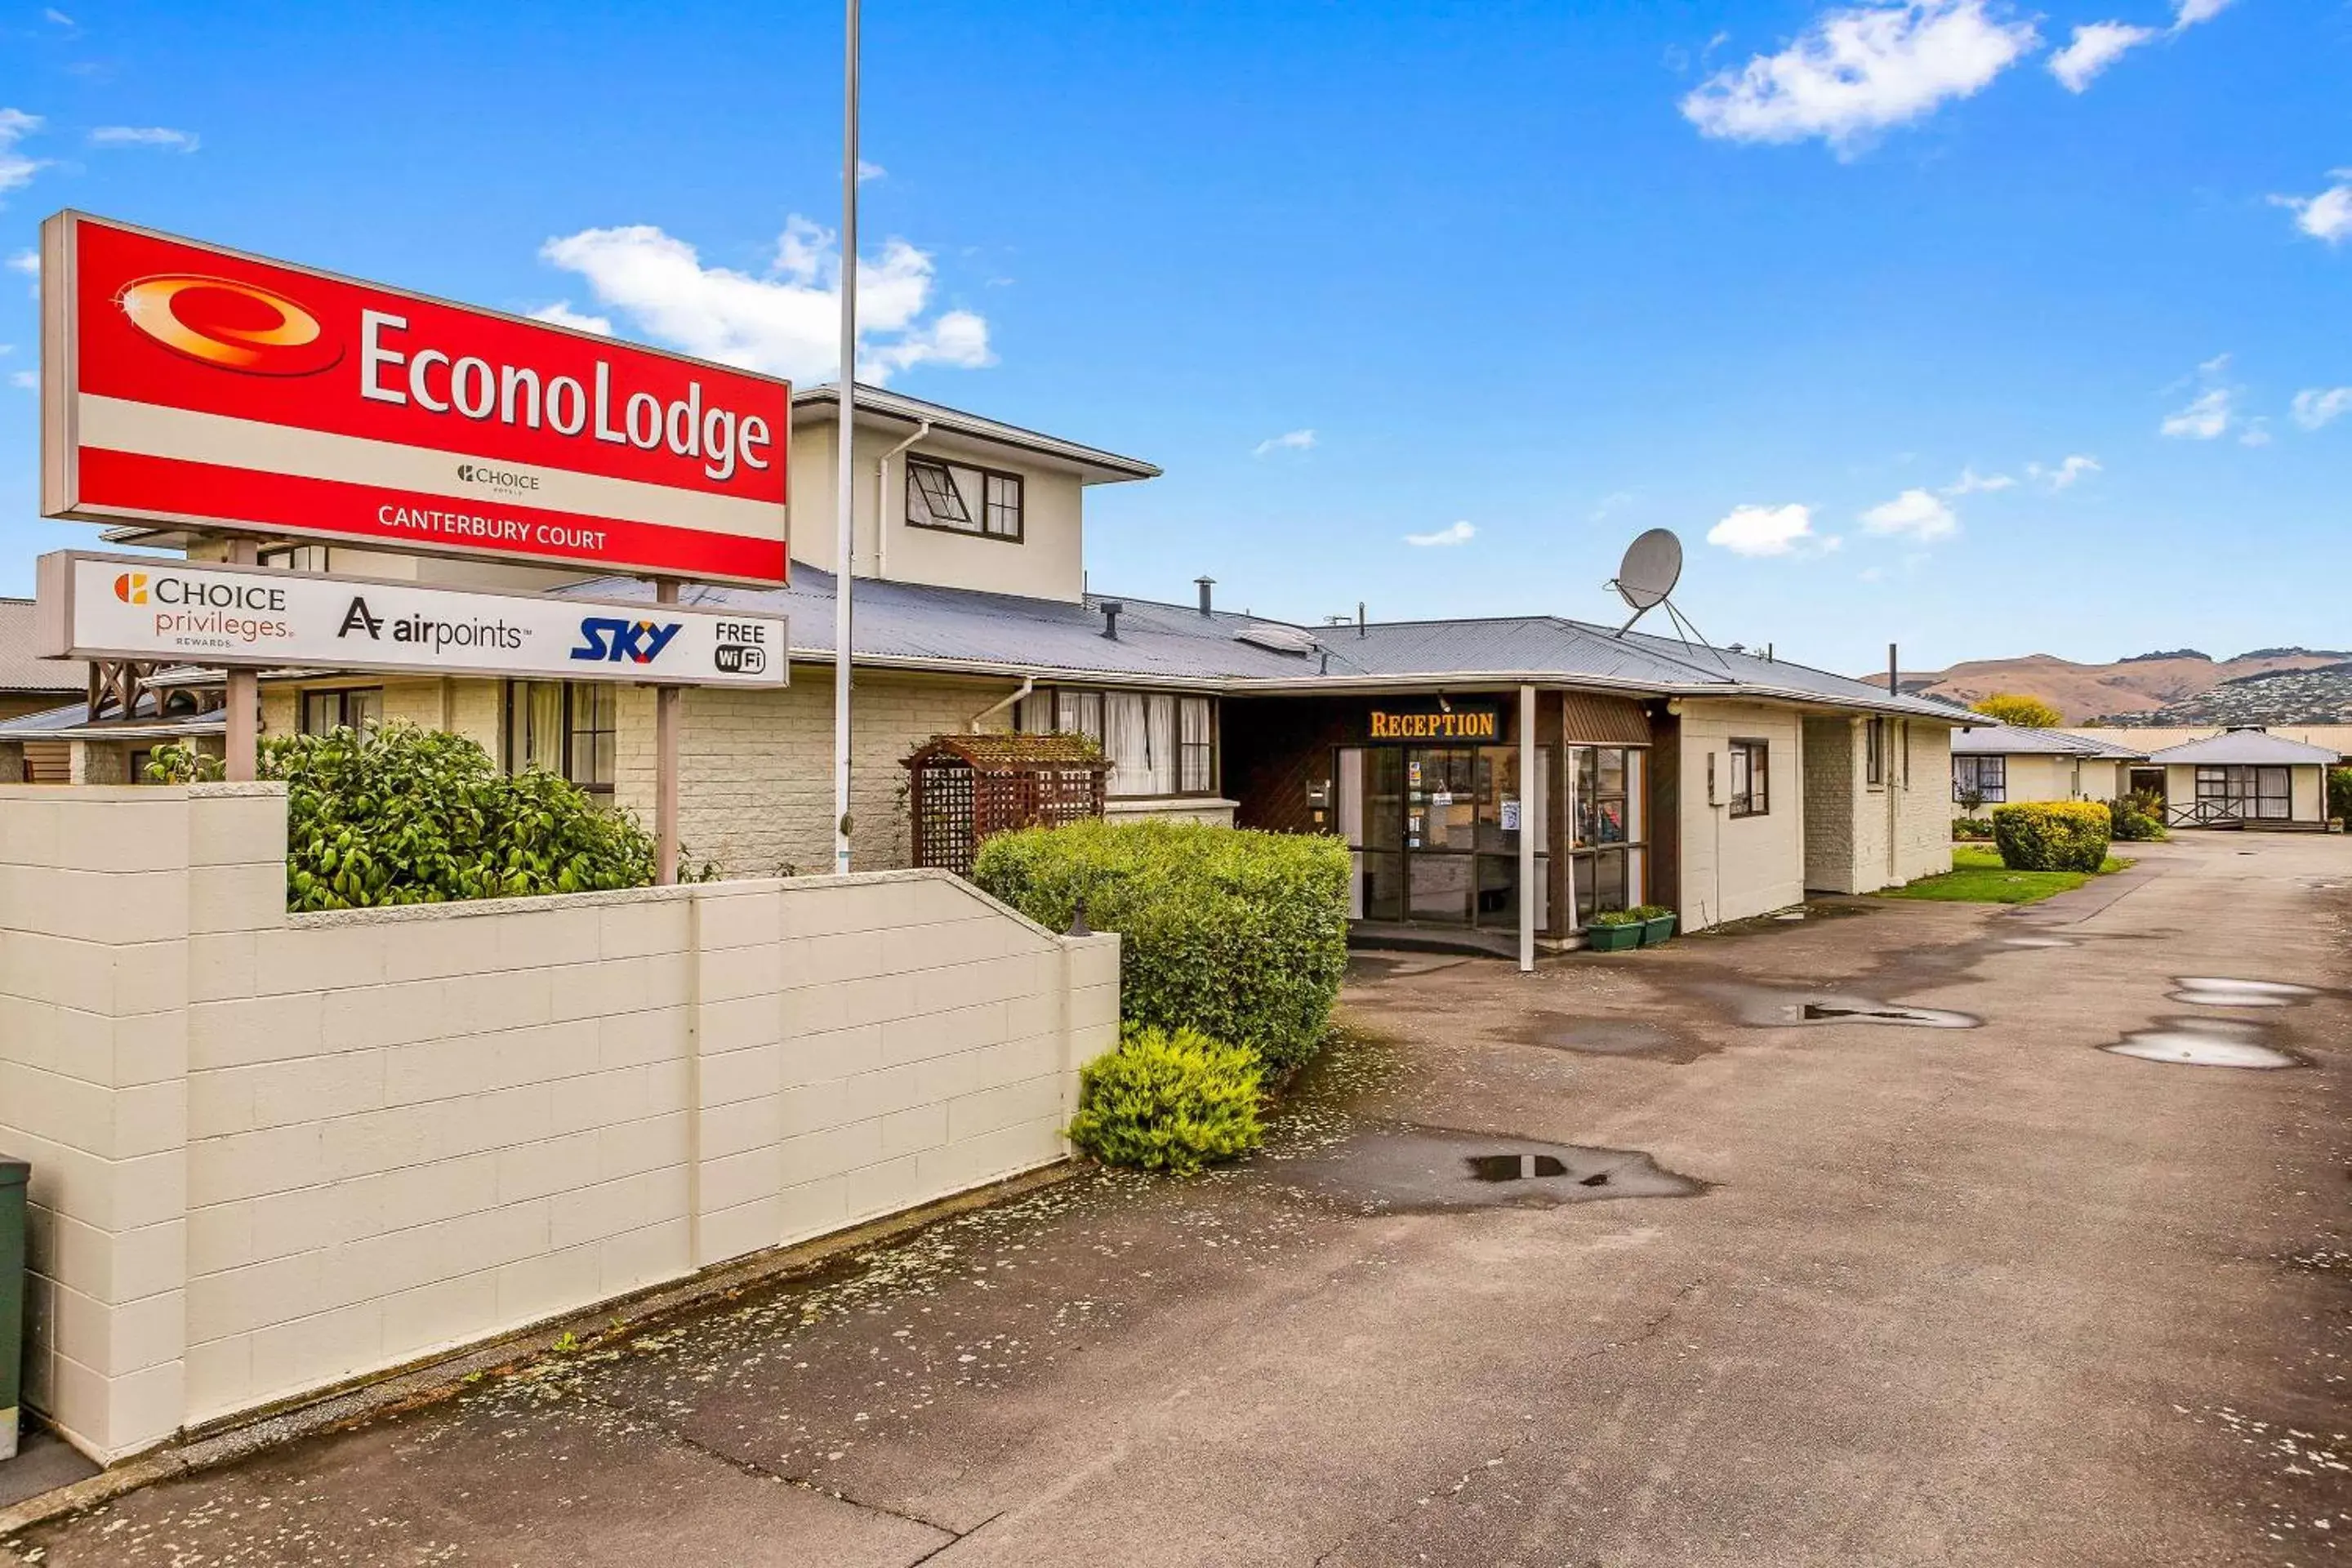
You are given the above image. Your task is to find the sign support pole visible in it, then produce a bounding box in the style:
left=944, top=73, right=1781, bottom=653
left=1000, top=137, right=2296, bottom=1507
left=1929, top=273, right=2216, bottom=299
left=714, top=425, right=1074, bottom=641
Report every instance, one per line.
left=831, top=0, right=860, bottom=875
left=1518, top=683, right=1535, bottom=973
left=655, top=579, right=681, bottom=886
left=223, top=537, right=260, bottom=782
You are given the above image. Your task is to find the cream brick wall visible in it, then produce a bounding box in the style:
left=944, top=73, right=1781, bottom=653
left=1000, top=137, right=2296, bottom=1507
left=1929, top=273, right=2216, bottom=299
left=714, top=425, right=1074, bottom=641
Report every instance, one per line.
left=1677, top=701, right=1805, bottom=930
left=1801, top=718, right=1856, bottom=892
left=1799, top=716, right=1952, bottom=894
left=0, top=784, right=1118, bottom=1463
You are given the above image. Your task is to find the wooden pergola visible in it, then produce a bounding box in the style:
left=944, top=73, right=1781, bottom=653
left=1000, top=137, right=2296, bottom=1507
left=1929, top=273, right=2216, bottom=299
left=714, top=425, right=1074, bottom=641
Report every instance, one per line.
left=902, top=733, right=1109, bottom=876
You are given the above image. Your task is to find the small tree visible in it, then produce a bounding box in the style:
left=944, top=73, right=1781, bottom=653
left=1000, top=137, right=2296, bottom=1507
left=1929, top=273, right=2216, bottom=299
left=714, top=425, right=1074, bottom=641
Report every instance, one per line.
left=1969, top=693, right=2064, bottom=728
left=2329, top=766, right=2352, bottom=826
left=1956, top=785, right=1986, bottom=816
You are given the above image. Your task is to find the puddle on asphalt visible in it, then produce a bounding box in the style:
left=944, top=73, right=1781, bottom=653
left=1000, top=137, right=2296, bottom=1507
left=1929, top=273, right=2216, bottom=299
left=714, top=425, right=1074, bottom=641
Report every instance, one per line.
left=1275, top=1127, right=1705, bottom=1214
left=2167, top=977, right=2321, bottom=1009
left=1346, top=953, right=1472, bottom=985
left=2102, top=1019, right=2304, bottom=1071
left=1999, top=934, right=2077, bottom=950
left=1698, top=982, right=1980, bottom=1031
left=1522, top=1016, right=1711, bottom=1059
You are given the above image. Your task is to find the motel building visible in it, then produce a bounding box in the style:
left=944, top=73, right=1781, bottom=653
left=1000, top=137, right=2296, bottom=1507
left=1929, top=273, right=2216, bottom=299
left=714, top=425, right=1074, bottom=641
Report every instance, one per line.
left=2, top=385, right=1962, bottom=947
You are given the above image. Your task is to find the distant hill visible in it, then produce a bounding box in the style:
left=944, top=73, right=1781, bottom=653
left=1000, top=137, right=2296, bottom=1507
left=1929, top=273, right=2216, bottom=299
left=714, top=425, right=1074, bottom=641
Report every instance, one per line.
left=1876, top=648, right=2352, bottom=724
left=2097, top=662, right=2352, bottom=728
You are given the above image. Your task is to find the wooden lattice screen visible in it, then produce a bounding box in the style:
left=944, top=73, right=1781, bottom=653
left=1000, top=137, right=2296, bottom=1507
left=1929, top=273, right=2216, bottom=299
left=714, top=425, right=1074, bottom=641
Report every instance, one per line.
left=903, top=733, right=1110, bottom=876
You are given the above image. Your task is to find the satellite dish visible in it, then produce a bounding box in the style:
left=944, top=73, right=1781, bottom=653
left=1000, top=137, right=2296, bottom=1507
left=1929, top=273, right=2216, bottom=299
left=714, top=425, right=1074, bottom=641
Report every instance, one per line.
left=1603, top=526, right=1725, bottom=666
left=1612, top=528, right=1682, bottom=612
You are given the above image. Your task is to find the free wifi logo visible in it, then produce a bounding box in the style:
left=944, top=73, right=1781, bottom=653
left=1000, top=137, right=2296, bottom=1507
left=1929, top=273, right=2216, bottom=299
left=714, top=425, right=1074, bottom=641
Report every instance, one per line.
left=113, top=573, right=149, bottom=604
left=117, top=274, right=342, bottom=376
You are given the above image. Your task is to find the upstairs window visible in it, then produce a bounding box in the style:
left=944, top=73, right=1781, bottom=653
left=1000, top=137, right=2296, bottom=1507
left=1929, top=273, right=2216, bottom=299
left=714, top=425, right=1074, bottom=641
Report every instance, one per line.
left=906, top=456, right=1023, bottom=541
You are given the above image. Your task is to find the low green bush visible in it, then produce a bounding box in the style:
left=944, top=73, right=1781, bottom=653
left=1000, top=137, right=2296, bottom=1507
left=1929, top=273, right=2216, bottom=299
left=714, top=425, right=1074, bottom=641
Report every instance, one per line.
left=1991, top=800, right=2113, bottom=873
left=266, top=722, right=656, bottom=911
left=973, top=819, right=1349, bottom=1076
left=2328, top=766, right=2352, bottom=825
left=1065, top=1023, right=1264, bottom=1175
left=2103, top=792, right=2167, bottom=842
left=1952, top=817, right=1995, bottom=840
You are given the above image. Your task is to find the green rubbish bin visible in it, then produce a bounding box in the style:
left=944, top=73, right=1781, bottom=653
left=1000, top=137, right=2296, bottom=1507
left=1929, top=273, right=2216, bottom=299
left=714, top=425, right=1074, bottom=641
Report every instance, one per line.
left=0, top=1153, right=24, bottom=1462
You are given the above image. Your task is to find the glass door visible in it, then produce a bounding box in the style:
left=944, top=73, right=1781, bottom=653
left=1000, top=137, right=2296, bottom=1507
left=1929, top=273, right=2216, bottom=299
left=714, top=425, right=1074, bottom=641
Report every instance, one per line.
left=1356, top=747, right=1405, bottom=920
left=1405, top=747, right=1477, bottom=924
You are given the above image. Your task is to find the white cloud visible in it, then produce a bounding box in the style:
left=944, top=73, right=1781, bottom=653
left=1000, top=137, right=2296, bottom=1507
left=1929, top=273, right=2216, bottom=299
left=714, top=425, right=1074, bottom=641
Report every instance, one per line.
left=2170, top=0, right=2233, bottom=26
left=2047, top=22, right=2154, bottom=91
left=2290, top=387, right=2352, bottom=431
left=2272, top=172, right=2352, bottom=245
left=1403, top=520, right=1476, bottom=547
left=9, top=370, right=35, bottom=390
left=0, top=109, right=48, bottom=199
left=1941, top=466, right=2015, bottom=495
left=1860, top=487, right=1959, bottom=539
left=43, top=8, right=73, bottom=24
left=1679, top=0, right=2037, bottom=156
left=529, top=301, right=614, bottom=336
left=857, top=159, right=885, bottom=183
left=2238, top=418, right=2271, bottom=448
left=538, top=218, right=991, bottom=385
left=2160, top=386, right=2233, bottom=439
left=2028, top=453, right=2100, bottom=489
left=7, top=248, right=34, bottom=300
left=1707, top=502, right=1816, bottom=556
left=88, top=125, right=200, bottom=153
left=1253, top=429, right=1316, bottom=457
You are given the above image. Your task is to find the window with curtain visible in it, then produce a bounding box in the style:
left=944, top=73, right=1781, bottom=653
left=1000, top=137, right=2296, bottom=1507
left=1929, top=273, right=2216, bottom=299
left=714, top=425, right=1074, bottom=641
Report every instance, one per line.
left=1729, top=738, right=1769, bottom=817
left=300, top=687, right=383, bottom=737
left=505, top=680, right=615, bottom=799
left=1017, top=687, right=1219, bottom=798
left=1953, top=755, right=2007, bottom=803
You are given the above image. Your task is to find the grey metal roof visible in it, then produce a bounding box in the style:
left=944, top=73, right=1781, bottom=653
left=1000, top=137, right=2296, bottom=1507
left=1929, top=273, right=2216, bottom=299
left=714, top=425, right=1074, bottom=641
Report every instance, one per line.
left=2144, top=728, right=2343, bottom=766
left=560, top=572, right=1967, bottom=719
left=0, top=697, right=221, bottom=742
left=795, top=384, right=1160, bottom=482
left=0, top=599, right=84, bottom=694
left=1949, top=726, right=2147, bottom=760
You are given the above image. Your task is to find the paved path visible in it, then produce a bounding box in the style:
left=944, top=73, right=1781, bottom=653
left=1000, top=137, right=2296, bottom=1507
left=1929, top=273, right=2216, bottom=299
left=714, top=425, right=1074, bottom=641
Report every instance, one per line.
left=11, top=833, right=2349, bottom=1566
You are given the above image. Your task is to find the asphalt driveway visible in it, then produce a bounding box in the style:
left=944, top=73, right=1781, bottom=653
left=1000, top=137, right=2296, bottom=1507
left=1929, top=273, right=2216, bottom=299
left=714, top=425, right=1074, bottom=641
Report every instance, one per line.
left=9, top=831, right=2348, bottom=1566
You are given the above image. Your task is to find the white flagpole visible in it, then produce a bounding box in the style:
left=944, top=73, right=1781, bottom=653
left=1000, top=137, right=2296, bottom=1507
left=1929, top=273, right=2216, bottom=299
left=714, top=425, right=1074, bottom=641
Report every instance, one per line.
left=831, top=0, right=860, bottom=875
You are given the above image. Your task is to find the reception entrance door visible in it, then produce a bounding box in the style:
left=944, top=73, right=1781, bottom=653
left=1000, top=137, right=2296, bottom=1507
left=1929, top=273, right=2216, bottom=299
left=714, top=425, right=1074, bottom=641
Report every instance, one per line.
left=1343, top=744, right=1544, bottom=930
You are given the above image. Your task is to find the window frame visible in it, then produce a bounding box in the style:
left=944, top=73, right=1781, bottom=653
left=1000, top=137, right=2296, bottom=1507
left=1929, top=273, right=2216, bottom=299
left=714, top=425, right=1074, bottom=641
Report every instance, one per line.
left=1953, top=754, right=2007, bottom=804
left=1727, top=738, right=1770, bottom=818
left=1019, top=685, right=1219, bottom=800
left=1864, top=718, right=1885, bottom=786
left=300, top=686, right=384, bottom=737
left=904, top=453, right=1025, bottom=544
left=503, top=679, right=617, bottom=800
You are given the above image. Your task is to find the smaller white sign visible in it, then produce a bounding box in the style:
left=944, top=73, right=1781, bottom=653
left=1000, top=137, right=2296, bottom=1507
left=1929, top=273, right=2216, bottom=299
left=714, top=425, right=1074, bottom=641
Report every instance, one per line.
left=36, top=550, right=787, bottom=688
left=1500, top=799, right=1521, bottom=832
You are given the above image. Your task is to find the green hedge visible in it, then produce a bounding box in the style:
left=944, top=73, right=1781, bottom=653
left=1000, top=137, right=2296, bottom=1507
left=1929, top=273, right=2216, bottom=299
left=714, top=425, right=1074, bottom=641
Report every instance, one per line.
left=1066, top=1023, right=1264, bottom=1175
left=1991, top=801, right=2113, bottom=873
left=972, top=819, right=1350, bottom=1076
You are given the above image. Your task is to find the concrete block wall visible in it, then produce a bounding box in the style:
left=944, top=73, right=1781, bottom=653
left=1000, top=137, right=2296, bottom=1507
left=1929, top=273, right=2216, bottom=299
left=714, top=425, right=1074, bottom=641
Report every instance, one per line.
left=0, top=783, right=1116, bottom=1463
left=1894, top=724, right=1953, bottom=883
left=1801, top=718, right=1856, bottom=893
left=1798, top=718, right=1953, bottom=894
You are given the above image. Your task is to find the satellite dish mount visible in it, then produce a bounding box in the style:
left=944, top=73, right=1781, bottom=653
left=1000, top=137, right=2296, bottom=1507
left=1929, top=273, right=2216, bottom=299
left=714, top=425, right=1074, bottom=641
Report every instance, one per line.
left=1605, top=528, right=1724, bottom=665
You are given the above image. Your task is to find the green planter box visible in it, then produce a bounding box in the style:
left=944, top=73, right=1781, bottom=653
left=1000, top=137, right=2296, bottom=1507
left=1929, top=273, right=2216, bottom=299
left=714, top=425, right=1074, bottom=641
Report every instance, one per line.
left=1641, top=913, right=1677, bottom=946
left=1584, top=921, right=1643, bottom=952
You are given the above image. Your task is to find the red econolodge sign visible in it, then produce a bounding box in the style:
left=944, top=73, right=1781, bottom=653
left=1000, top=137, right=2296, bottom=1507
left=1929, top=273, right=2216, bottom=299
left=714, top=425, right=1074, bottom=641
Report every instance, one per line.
left=38, top=212, right=790, bottom=586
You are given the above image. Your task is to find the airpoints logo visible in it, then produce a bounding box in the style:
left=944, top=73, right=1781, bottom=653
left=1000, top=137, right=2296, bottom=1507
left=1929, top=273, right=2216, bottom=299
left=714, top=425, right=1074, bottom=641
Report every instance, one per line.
left=455, top=462, right=541, bottom=492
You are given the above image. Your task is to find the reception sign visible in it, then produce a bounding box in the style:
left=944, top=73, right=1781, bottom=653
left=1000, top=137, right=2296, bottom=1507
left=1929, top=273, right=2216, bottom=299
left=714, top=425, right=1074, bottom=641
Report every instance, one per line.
left=38, top=212, right=791, bottom=586
left=36, top=551, right=788, bottom=688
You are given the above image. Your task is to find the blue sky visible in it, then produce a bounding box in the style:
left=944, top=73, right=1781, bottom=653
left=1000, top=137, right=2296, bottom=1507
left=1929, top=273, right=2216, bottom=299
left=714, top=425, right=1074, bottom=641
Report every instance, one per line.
left=0, top=0, right=2345, bottom=674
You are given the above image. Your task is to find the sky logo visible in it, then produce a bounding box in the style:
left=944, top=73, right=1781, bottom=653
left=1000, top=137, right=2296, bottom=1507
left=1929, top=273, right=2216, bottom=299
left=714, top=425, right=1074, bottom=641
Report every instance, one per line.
left=571, top=617, right=684, bottom=665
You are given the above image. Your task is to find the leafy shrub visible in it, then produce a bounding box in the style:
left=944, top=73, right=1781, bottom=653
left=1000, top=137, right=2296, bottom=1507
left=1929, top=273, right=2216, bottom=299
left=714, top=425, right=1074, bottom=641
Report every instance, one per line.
left=2330, top=766, right=2352, bottom=826
left=973, top=819, right=1349, bottom=1077
left=1952, top=817, right=1995, bottom=840
left=1629, top=904, right=1674, bottom=921
left=1991, top=801, right=2113, bottom=873
left=263, top=722, right=656, bottom=911
left=1968, top=693, right=2063, bottom=728
left=1588, top=909, right=1645, bottom=927
left=1064, top=1022, right=1264, bottom=1175
left=143, top=740, right=225, bottom=784
left=2103, top=791, right=2167, bottom=842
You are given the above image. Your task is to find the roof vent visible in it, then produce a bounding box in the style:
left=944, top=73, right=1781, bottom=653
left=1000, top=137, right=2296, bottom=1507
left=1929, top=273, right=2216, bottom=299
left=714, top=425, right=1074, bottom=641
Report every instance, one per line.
left=1195, top=577, right=1215, bottom=617
left=1233, top=622, right=1318, bottom=657
left=1098, top=600, right=1124, bottom=640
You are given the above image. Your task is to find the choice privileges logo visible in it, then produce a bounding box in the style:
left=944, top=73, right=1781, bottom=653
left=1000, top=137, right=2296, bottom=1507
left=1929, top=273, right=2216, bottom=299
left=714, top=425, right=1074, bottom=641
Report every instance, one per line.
left=572, top=617, right=683, bottom=665
left=117, top=275, right=343, bottom=376
left=114, top=572, right=149, bottom=604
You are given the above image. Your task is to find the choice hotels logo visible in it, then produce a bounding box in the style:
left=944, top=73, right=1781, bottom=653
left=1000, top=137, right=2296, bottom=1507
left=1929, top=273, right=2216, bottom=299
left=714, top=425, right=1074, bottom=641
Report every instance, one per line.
left=113, top=572, right=149, bottom=604
left=117, top=274, right=343, bottom=376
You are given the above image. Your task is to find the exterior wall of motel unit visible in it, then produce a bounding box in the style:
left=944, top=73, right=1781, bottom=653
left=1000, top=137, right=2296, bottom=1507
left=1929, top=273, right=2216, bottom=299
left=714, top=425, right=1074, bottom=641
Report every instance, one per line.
left=1674, top=701, right=1805, bottom=929
left=1949, top=751, right=2131, bottom=817
left=2064, top=725, right=2352, bottom=757
left=787, top=420, right=1091, bottom=605
left=2158, top=763, right=2328, bottom=826
left=0, top=783, right=1119, bottom=1463
left=1763, top=710, right=1957, bottom=904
